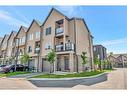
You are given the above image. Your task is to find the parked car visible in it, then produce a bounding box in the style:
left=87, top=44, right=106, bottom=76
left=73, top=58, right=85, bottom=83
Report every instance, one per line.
left=0, top=64, right=29, bottom=73
left=0, top=65, right=6, bottom=68
left=0, top=65, right=6, bottom=70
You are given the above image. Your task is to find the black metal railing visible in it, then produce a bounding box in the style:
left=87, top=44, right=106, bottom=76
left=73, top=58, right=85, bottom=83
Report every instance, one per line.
left=55, top=43, right=75, bottom=52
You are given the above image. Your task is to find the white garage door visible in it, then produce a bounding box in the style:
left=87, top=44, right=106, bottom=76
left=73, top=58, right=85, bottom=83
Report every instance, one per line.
left=29, top=59, right=35, bottom=69
left=42, top=59, right=50, bottom=72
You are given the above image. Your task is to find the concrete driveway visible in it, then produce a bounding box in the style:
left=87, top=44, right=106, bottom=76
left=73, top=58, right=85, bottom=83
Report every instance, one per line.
left=73, top=68, right=127, bottom=89
left=0, top=77, right=37, bottom=89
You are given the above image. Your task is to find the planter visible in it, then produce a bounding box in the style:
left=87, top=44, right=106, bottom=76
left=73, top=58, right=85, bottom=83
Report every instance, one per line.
left=28, top=73, right=108, bottom=87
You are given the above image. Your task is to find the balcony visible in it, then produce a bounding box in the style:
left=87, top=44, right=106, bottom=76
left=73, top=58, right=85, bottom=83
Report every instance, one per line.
left=34, top=47, right=40, bottom=54
left=55, top=27, right=64, bottom=36
left=55, top=44, right=64, bottom=52
left=65, top=42, right=75, bottom=51
left=55, top=42, right=75, bottom=52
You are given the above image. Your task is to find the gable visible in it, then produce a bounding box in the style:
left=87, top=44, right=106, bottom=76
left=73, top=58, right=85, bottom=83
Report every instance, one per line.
left=16, top=27, right=26, bottom=38
left=43, top=8, right=68, bottom=26
left=27, top=20, right=40, bottom=34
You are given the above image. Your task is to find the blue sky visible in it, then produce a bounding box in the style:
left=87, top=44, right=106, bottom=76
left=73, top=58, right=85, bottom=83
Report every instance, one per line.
left=0, top=6, right=127, bottom=54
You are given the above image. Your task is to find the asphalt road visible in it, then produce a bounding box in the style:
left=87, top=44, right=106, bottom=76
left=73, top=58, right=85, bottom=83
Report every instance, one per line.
left=0, top=68, right=126, bottom=89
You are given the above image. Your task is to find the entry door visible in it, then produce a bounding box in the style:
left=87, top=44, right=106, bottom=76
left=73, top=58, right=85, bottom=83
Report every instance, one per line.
left=64, top=57, right=69, bottom=70
left=57, top=58, right=61, bottom=71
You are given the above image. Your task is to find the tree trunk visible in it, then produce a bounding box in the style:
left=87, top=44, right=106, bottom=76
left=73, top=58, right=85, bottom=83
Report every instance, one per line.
left=52, top=63, right=54, bottom=73
left=49, top=64, right=51, bottom=73
left=82, top=64, right=85, bottom=71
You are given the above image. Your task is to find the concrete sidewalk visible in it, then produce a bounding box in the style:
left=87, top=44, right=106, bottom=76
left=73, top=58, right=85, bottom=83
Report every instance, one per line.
left=0, top=77, right=37, bottom=89
left=8, top=72, right=43, bottom=78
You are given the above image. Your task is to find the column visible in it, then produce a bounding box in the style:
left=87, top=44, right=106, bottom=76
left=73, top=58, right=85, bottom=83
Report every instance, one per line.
left=69, top=53, right=74, bottom=72
left=38, top=56, right=42, bottom=72
left=63, top=18, right=66, bottom=51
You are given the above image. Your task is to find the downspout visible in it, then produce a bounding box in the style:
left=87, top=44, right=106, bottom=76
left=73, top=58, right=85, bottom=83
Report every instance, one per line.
left=74, top=18, right=79, bottom=73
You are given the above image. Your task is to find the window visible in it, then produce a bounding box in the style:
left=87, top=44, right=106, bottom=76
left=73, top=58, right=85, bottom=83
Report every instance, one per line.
left=46, top=27, right=51, bottom=35
left=19, top=38, right=22, bottom=44
left=9, top=41, right=13, bottom=46
left=22, top=36, right=25, bottom=43
left=45, top=43, right=51, bottom=50
left=28, top=46, right=32, bottom=52
left=28, top=34, right=33, bottom=41
left=94, top=47, right=96, bottom=51
left=35, top=32, right=40, bottom=39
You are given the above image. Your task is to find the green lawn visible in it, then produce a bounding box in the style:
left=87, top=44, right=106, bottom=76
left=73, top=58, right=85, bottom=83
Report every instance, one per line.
left=103, top=68, right=114, bottom=72
left=0, top=71, right=31, bottom=78
left=32, top=71, right=104, bottom=78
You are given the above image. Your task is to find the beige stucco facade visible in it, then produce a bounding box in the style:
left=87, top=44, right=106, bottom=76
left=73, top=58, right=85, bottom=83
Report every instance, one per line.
left=39, top=8, right=94, bottom=73
left=0, top=8, right=94, bottom=73
left=6, top=31, right=17, bottom=65
left=0, top=35, right=9, bottom=64
left=25, top=20, right=41, bottom=71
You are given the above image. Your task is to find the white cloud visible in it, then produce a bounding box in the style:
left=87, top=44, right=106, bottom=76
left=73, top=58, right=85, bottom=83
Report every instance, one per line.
left=8, top=6, right=30, bottom=24
left=98, top=37, right=127, bottom=54
left=101, top=37, right=127, bottom=46
left=0, top=10, right=29, bottom=28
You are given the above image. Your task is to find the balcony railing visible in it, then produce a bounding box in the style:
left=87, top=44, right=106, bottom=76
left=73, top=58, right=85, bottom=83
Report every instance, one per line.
left=55, top=44, right=64, bottom=52
left=55, top=27, right=64, bottom=35
left=34, top=47, right=40, bottom=54
left=55, top=42, right=75, bottom=52
left=65, top=42, right=75, bottom=51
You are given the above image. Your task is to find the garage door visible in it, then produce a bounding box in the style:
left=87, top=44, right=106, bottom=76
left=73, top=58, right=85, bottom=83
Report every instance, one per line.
left=29, top=59, right=35, bottom=70
left=42, top=58, right=50, bottom=72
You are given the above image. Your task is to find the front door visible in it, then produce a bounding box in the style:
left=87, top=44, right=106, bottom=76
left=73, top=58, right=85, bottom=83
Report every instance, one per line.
left=64, top=57, right=69, bottom=71
left=57, top=58, right=61, bottom=71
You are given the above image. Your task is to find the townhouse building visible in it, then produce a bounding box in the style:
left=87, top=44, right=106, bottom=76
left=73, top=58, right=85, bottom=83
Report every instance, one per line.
left=39, top=8, right=94, bottom=72
left=93, top=45, right=107, bottom=60
left=0, top=37, right=3, bottom=63
left=0, top=37, right=2, bottom=43
left=0, top=8, right=94, bottom=73
left=12, top=26, right=27, bottom=65
left=25, top=20, right=41, bottom=71
left=107, top=54, right=127, bottom=68
left=6, top=31, right=17, bottom=65
left=0, top=34, right=9, bottom=64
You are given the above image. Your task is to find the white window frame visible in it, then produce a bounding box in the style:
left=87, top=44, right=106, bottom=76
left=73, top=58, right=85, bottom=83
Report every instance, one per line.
left=35, top=32, right=40, bottom=39
left=29, top=34, right=33, bottom=41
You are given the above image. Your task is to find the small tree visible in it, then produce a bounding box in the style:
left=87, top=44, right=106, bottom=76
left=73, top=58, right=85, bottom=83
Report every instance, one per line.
left=46, top=49, right=56, bottom=73
left=81, top=52, right=87, bottom=71
left=94, top=55, right=100, bottom=70
left=20, top=53, right=30, bottom=66
left=8, top=56, right=15, bottom=64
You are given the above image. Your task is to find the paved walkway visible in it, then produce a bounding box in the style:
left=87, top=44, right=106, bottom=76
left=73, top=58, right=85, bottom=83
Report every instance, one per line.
left=0, top=77, right=37, bottom=89
left=8, top=73, right=43, bottom=78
